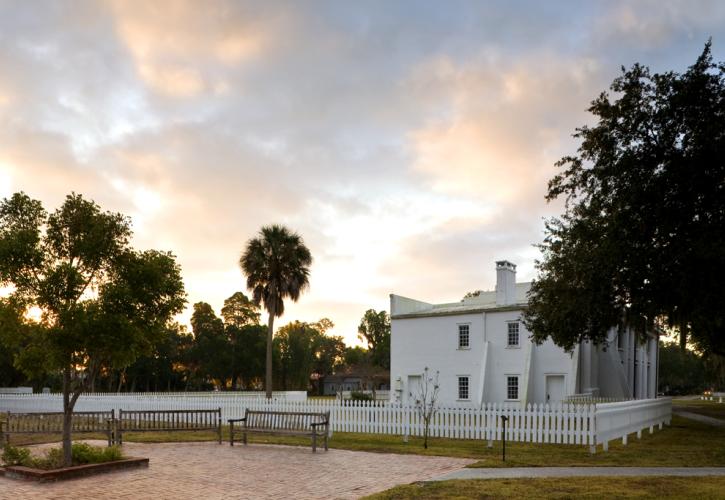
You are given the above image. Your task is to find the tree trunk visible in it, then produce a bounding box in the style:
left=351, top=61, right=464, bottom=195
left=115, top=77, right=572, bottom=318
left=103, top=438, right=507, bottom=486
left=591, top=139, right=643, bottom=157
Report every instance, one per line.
left=423, top=420, right=429, bottom=449
left=266, top=308, right=275, bottom=399
left=62, top=367, right=73, bottom=466
left=117, top=369, right=125, bottom=393
left=231, top=334, right=237, bottom=390
left=679, top=320, right=688, bottom=351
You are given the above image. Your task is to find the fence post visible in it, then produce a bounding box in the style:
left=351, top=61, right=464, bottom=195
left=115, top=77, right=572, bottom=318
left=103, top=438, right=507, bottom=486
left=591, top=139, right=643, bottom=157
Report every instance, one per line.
left=589, top=403, right=597, bottom=454
left=403, top=405, right=409, bottom=443
left=501, top=415, right=508, bottom=462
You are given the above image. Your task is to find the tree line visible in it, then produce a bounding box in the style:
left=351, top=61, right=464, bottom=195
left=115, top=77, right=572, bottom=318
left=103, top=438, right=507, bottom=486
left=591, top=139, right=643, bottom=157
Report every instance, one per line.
left=0, top=291, right=390, bottom=394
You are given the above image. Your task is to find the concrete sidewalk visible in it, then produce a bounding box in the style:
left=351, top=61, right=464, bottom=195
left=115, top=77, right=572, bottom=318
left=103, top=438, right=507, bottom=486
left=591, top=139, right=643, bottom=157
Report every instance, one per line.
left=673, top=409, right=725, bottom=427
left=432, top=466, right=725, bottom=481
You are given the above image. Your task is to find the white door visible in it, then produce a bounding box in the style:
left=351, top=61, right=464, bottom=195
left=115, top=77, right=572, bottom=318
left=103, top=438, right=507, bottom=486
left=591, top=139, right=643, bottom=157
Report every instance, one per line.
left=545, top=375, right=565, bottom=404
left=407, top=375, right=421, bottom=404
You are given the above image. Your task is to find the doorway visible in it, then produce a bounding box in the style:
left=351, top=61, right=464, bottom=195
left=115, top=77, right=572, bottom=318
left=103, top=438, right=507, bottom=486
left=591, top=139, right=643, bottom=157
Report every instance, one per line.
left=545, top=375, right=566, bottom=404
left=407, top=375, right=421, bottom=404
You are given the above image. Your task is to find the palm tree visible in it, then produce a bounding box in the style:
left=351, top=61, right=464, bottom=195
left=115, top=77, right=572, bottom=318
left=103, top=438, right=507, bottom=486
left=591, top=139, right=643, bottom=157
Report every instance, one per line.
left=240, top=225, right=312, bottom=398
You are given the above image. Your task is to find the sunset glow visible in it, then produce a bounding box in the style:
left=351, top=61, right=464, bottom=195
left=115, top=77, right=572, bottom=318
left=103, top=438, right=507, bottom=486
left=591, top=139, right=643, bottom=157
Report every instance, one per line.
left=1, top=1, right=723, bottom=345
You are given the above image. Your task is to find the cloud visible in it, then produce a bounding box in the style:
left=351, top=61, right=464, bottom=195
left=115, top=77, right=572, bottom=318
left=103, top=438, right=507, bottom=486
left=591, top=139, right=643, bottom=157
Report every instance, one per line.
left=106, top=0, right=270, bottom=98
left=1, top=0, right=724, bottom=346
left=593, top=0, right=725, bottom=51
left=405, top=52, right=603, bottom=203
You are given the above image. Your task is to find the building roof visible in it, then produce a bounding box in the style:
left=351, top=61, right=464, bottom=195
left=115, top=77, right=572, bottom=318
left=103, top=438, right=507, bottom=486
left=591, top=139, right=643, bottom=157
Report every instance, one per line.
left=391, top=282, right=531, bottom=319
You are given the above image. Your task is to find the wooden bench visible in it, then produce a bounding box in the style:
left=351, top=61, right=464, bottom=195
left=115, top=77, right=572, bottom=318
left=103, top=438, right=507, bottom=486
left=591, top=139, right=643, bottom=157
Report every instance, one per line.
left=115, top=408, right=222, bottom=445
left=228, top=409, right=330, bottom=452
left=0, top=411, right=115, bottom=446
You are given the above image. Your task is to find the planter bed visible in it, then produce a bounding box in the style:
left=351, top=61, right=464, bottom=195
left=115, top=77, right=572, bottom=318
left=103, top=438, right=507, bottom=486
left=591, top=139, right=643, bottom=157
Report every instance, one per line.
left=1, top=457, right=149, bottom=482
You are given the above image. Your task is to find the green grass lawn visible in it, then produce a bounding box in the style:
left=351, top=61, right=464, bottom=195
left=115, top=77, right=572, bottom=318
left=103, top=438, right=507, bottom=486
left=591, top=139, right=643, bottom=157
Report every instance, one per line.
left=363, top=477, right=725, bottom=499
left=223, top=414, right=725, bottom=468
left=3, top=413, right=724, bottom=468
left=673, top=399, right=725, bottom=420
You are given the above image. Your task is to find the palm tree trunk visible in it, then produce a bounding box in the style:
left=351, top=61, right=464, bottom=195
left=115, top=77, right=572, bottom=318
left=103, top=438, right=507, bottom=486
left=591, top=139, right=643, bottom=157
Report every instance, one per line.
left=266, top=309, right=275, bottom=399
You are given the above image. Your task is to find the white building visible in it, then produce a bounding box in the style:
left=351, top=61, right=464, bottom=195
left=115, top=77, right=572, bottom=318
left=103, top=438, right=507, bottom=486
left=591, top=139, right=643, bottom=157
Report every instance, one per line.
left=390, top=260, right=659, bottom=406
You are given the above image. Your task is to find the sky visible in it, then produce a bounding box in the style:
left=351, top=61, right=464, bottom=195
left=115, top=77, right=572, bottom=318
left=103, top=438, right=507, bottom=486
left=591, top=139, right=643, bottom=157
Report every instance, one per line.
left=1, top=1, right=724, bottom=346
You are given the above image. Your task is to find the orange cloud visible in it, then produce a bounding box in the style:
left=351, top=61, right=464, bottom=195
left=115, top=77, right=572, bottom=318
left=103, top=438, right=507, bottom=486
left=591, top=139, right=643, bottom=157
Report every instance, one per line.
left=406, top=53, right=603, bottom=205
left=107, top=0, right=267, bottom=97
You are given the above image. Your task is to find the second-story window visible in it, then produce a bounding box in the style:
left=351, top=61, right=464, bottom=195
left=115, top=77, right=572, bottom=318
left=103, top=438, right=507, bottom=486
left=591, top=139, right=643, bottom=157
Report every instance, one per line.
left=458, top=324, right=470, bottom=348
left=507, top=321, right=520, bottom=347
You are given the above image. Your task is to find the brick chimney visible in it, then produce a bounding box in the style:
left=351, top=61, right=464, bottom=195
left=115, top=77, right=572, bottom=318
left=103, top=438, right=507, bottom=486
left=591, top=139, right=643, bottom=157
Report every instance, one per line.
left=495, top=260, right=517, bottom=306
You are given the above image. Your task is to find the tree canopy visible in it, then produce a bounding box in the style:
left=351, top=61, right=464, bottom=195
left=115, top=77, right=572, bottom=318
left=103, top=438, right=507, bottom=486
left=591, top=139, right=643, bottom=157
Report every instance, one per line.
left=358, top=309, right=390, bottom=369
left=524, top=43, right=725, bottom=356
left=0, top=192, right=186, bottom=464
left=221, top=291, right=261, bottom=328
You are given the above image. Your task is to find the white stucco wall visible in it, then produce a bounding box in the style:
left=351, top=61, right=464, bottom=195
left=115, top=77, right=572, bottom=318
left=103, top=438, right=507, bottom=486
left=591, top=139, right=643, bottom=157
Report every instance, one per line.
left=391, top=313, right=485, bottom=407
left=390, top=307, right=659, bottom=405
left=390, top=308, right=581, bottom=406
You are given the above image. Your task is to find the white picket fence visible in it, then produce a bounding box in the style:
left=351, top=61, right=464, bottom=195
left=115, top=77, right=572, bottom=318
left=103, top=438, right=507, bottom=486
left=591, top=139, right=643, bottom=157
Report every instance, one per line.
left=0, top=393, right=671, bottom=452
left=701, top=393, right=724, bottom=403
left=594, top=398, right=672, bottom=451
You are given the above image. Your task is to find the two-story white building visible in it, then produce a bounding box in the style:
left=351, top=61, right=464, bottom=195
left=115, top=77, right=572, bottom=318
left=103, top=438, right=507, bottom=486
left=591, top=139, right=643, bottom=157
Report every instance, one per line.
left=390, top=260, right=659, bottom=406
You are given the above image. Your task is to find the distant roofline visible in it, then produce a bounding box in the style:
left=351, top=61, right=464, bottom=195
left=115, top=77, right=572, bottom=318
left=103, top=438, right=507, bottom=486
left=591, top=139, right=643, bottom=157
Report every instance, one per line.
left=391, top=302, right=527, bottom=320
left=390, top=281, right=532, bottom=319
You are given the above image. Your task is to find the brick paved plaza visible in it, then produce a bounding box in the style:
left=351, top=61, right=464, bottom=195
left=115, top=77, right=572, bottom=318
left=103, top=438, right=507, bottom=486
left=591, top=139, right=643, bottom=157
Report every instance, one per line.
left=0, top=440, right=473, bottom=499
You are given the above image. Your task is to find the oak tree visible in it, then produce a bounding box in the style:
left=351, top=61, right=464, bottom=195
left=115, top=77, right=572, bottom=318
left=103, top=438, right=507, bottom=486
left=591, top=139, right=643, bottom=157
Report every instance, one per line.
left=0, top=192, right=185, bottom=465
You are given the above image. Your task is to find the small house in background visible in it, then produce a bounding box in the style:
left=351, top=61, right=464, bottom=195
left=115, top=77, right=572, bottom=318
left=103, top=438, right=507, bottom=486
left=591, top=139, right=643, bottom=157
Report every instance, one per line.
left=321, top=365, right=389, bottom=396
left=390, top=260, right=659, bottom=406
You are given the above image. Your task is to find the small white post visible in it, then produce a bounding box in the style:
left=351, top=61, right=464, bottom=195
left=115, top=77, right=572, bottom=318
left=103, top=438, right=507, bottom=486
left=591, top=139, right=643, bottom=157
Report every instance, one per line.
left=487, top=439, right=493, bottom=448
left=649, top=425, right=654, bottom=434
left=637, top=429, right=642, bottom=439
left=658, top=422, right=663, bottom=430
left=589, top=445, right=596, bottom=455
left=603, top=440, right=609, bottom=452
left=622, top=434, right=627, bottom=445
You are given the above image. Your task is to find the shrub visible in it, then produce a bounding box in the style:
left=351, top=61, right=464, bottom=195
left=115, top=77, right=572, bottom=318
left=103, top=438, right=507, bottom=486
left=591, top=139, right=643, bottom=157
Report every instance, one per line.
left=1, top=443, right=124, bottom=470
left=350, top=391, right=373, bottom=401
left=1, top=444, right=31, bottom=466
left=36, top=448, right=64, bottom=469
left=71, top=442, right=123, bottom=464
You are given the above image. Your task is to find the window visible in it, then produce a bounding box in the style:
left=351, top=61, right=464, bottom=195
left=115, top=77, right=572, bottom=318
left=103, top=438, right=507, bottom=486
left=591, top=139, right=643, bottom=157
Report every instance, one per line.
left=458, top=324, right=470, bottom=349
left=458, top=376, right=470, bottom=400
left=507, top=376, right=519, bottom=400
left=507, top=322, right=520, bottom=347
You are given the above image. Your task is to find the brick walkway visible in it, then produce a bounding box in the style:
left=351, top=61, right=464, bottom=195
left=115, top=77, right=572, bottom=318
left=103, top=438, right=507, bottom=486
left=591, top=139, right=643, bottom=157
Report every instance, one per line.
left=0, top=440, right=473, bottom=499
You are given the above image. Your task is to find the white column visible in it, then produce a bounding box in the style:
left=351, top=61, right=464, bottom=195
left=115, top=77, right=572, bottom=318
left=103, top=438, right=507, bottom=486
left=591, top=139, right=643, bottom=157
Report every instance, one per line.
left=580, top=341, right=592, bottom=393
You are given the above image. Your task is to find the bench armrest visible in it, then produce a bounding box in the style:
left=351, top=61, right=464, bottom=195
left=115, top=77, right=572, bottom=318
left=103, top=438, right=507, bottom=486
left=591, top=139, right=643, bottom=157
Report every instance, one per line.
left=310, top=421, right=328, bottom=428
left=228, top=418, right=247, bottom=423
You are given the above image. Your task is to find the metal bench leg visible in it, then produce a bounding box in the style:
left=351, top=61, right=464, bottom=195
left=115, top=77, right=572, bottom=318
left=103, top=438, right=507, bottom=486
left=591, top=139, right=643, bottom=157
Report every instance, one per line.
left=324, top=429, right=328, bottom=451
left=243, top=430, right=247, bottom=446
left=312, top=432, right=317, bottom=453
left=230, top=421, right=234, bottom=446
